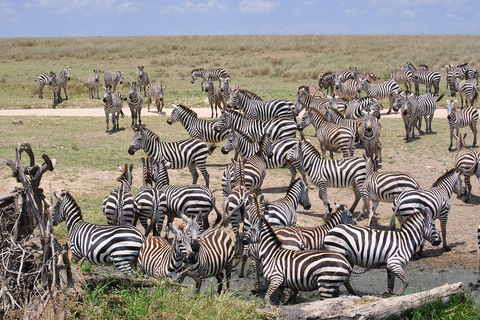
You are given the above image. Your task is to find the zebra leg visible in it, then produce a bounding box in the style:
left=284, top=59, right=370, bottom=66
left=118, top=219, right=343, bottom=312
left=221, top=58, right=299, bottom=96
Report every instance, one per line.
left=464, top=175, right=472, bottom=202
left=318, top=183, right=332, bottom=214
left=448, top=126, right=455, bottom=150
left=388, top=264, right=408, bottom=296
left=367, top=201, right=379, bottom=227
left=343, top=278, right=357, bottom=295
left=470, top=123, right=477, bottom=148
left=188, top=163, right=200, bottom=185
left=265, top=275, right=283, bottom=306
left=215, top=272, right=224, bottom=294
left=195, top=279, right=203, bottom=294
left=198, top=164, right=210, bottom=189
left=350, top=183, right=363, bottom=214
left=440, top=217, right=450, bottom=252
left=147, top=96, right=151, bottom=112
left=105, top=111, right=110, bottom=132
left=63, top=87, right=68, bottom=100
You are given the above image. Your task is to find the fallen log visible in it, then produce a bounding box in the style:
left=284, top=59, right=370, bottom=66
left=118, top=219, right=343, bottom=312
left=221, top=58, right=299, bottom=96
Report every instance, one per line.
left=276, top=282, right=464, bottom=320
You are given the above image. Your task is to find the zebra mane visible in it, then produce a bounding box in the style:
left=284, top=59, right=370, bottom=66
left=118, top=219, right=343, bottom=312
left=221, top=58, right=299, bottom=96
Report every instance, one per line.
left=301, top=139, right=321, bottom=157
left=176, top=104, right=198, bottom=118
left=287, top=177, right=302, bottom=191
left=238, top=88, right=263, bottom=101
left=329, top=107, right=346, bottom=119
left=322, top=204, right=344, bottom=225
left=431, top=168, right=457, bottom=188
left=233, top=129, right=255, bottom=144
left=297, top=85, right=311, bottom=95
left=399, top=208, right=425, bottom=228
left=311, top=107, right=328, bottom=120
left=457, top=62, right=468, bottom=68
left=62, top=190, right=83, bottom=220
left=191, top=68, right=204, bottom=73
left=117, top=163, right=132, bottom=184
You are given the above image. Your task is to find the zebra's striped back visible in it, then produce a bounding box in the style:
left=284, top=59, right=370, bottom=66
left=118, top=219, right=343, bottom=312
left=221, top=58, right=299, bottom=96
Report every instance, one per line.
left=317, top=71, right=336, bottom=96
left=146, top=82, right=165, bottom=112
left=229, top=88, right=294, bottom=120
left=35, top=72, right=50, bottom=99
left=390, top=70, right=413, bottom=91
left=334, top=78, right=360, bottom=100
left=455, top=77, right=479, bottom=108
left=345, top=97, right=383, bottom=120
left=53, top=190, right=144, bottom=276
left=359, top=78, right=399, bottom=113
left=138, top=235, right=185, bottom=280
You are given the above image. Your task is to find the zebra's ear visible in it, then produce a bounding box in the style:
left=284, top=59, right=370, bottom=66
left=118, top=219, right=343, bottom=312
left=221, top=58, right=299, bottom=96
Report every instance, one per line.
left=54, top=191, right=61, bottom=201
left=170, top=223, right=178, bottom=235
left=129, top=163, right=134, bottom=173
left=117, top=165, right=124, bottom=172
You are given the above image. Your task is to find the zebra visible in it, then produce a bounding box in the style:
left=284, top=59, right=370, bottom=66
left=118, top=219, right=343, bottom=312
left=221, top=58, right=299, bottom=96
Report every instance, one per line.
left=244, top=194, right=367, bottom=305
left=360, top=155, right=420, bottom=226
left=87, top=69, right=101, bottom=99
left=213, top=109, right=297, bottom=143
left=137, top=66, right=150, bottom=96
left=293, top=138, right=367, bottom=214
left=133, top=157, right=168, bottom=236
left=446, top=99, right=478, bottom=151
left=102, top=85, right=125, bottom=132
left=167, top=103, right=230, bottom=145
left=35, top=72, right=50, bottom=99
left=204, top=76, right=225, bottom=118
left=48, top=68, right=71, bottom=103
left=358, top=78, right=399, bottom=114
left=390, top=70, right=413, bottom=91
left=180, top=218, right=235, bottom=294
left=294, top=86, right=339, bottom=116
left=456, top=62, right=479, bottom=84
left=220, top=129, right=307, bottom=185
left=454, top=76, right=479, bottom=108
left=454, top=133, right=480, bottom=202
left=127, top=82, right=144, bottom=126
left=298, top=107, right=356, bottom=159
left=146, top=82, right=165, bottom=113
left=317, top=71, right=336, bottom=96
left=391, top=168, right=463, bottom=254
left=334, top=78, right=360, bottom=100
left=446, top=68, right=458, bottom=97
left=102, top=164, right=136, bottom=226
left=324, top=106, right=363, bottom=142
left=401, top=62, right=441, bottom=96
left=53, top=189, right=145, bottom=276
left=345, top=96, right=383, bottom=120
left=104, top=71, right=124, bottom=92
left=358, top=110, right=382, bottom=162
left=128, top=125, right=212, bottom=188
left=396, top=90, right=422, bottom=143
left=323, top=207, right=441, bottom=296
left=229, top=88, right=295, bottom=120
left=190, top=68, right=230, bottom=91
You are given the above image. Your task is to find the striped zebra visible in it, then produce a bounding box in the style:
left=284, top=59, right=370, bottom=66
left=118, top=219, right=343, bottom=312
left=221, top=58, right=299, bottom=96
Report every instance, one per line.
left=358, top=110, right=382, bottom=162
left=167, top=103, right=230, bottom=145
left=87, top=69, right=101, bottom=99
left=204, top=76, right=225, bottom=118
left=454, top=133, right=480, bottom=202
left=334, top=78, right=360, bottom=100
left=358, top=78, right=399, bottom=114
left=219, top=78, right=263, bottom=107
left=456, top=62, right=479, bottom=83
left=104, top=71, right=124, bottom=92
left=214, top=109, right=297, bottom=143
left=137, top=66, right=150, bottom=97
left=128, top=125, right=212, bottom=188
left=317, top=71, right=336, bottom=96
left=401, top=62, right=441, bottom=96
left=446, top=99, right=478, bottom=150
left=390, top=70, right=413, bottom=91
left=454, top=76, right=479, bottom=108
left=345, top=96, right=383, bottom=120
left=323, top=208, right=441, bottom=296
left=35, top=72, right=50, bottom=99
left=102, top=164, right=136, bottom=226
left=396, top=90, right=422, bottom=143
left=360, top=155, right=420, bottom=226
left=335, top=67, right=358, bottom=84
left=245, top=194, right=366, bottom=304
left=220, top=129, right=307, bottom=185
left=102, top=85, right=125, bottom=132
left=324, top=106, right=363, bottom=142
left=446, top=68, right=458, bottom=97
left=146, top=82, right=165, bottom=113
left=49, top=68, right=71, bottom=103
left=190, top=68, right=230, bottom=91
left=153, top=159, right=223, bottom=235
left=180, top=219, right=235, bottom=294
left=298, top=108, right=356, bottom=159
left=53, top=190, right=145, bottom=276
left=391, top=168, right=463, bottom=254
left=229, top=88, right=295, bottom=120
left=294, top=86, right=340, bottom=116
left=293, top=139, right=367, bottom=214
left=127, top=81, right=144, bottom=126
left=133, top=157, right=168, bottom=236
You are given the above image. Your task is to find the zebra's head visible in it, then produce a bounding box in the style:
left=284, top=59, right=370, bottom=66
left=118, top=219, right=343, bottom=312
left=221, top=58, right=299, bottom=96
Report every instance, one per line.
left=116, top=71, right=124, bottom=85
left=93, top=69, right=100, bottom=83
left=170, top=223, right=193, bottom=266
left=167, top=104, right=180, bottom=125
left=48, top=71, right=56, bottom=86
left=214, top=110, right=230, bottom=133
left=204, top=76, right=214, bottom=93
left=185, top=215, right=202, bottom=255
left=452, top=169, right=466, bottom=198
left=190, top=69, right=201, bottom=84
left=297, top=108, right=312, bottom=131
left=262, top=132, right=274, bottom=158
left=128, top=81, right=138, bottom=97
left=102, top=85, right=112, bottom=103
left=418, top=208, right=442, bottom=247
left=52, top=189, right=79, bottom=226
left=64, top=68, right=71, bottom=81
left=297, top=179, right=311, bottom=210
left=334, top=203, right=356, bottom=225
left=219, top=77, right=230, bottom=93
left=228, top=89, right=240, bottom=108
left=138, top=66, right=146, bottom=79
left=128, top=125, right=145, bottom=155
left=446, top=99, right=457, bottom=117
left=221, top=131, right=238, bottom=154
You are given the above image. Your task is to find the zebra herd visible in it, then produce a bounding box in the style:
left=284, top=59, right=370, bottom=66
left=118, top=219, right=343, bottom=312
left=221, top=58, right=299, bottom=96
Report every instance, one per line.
left=47, top=64, right=480, bottom=305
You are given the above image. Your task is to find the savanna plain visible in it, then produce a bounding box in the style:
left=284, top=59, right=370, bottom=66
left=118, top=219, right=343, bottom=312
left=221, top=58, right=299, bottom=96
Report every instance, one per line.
left=1, top=35, right=480, bottom=319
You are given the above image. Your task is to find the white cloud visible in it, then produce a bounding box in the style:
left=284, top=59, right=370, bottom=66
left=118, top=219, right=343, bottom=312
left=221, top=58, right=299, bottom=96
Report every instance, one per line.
left=159, top=1, right=230, bottom=15
left=0, top=3, right=19, bottom=22
left=345, top=8, right=368, bottom=15
left=23, top=0, right=140, bottom=14
left=376, top=7, right=394, bottom=16
left=401, top=9, right=416, bottom=18
left=238, top=0, right=280, bottom=14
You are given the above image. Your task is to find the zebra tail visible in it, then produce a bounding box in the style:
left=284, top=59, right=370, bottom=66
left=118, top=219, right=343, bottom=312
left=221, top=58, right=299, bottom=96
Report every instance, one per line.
left=208, top=143, right=218, bottom=155
left=212, top=204, right=223, bottom=228
left=473, top=90, right=478, bottom=104
left=389, top=206, right=399, bottom=231
left=436, top=93, right=445, bottom=102
left=120, top=109, right=125, bottom=119
left=349, top=262, right=382, bottom=275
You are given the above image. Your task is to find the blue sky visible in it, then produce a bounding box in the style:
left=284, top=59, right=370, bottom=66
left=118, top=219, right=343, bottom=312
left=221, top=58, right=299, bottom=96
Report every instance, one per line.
left=0, top=0, right=479, bottom=37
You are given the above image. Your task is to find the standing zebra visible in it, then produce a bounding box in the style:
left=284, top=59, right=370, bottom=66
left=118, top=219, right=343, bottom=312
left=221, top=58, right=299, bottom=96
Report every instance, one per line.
left=146, top=82, right=165, bottom=113
left=454, top=76, right=479, bottom=108
left=127, top=82, right=144, bottom=126
left=204, top=76, right=225, bottom=118
left=391, top=168, right=463, bottom=254
left=102, top=164, right=136, bottom=226
left=53, top=190, right=145, bottom=276
left=298, top=108, right=356, bottom=159
left=358, top=110, right=382, bottom=162
left=35, top=72, right=50, bottom=99
left=345, top=96, right=383, bottom=120
left=454, top=133, right=480, bottom=202
left=358, top=78, right=399, bottom=114
left=87, top=69, right=101, bottom=99
left=167, top=103, right=230, bottom=145
left=293, top=139, right=367, bottom=214
left=334, top=78, right=360, bottom=100
left=360, top=155, right=420, bottom=226
left=397, top=90, right=422, bottom=143
left=245, top=194, right=365, bottom=304
left=401, top=62, right=441, bottom=96
left=49, top=68, right=71, bottom=103
left=137, top=66, right=150, bottom=96
left=104, top=71, right=124, bottom=92
left=390, top=70, right=413, bottom=91
left=317, top=71, right=336, bottom=96
left=456, top=62, right=479, bottom=84
left=102, top=85, right=125, bottom=132
left=446, top=99, right=478, bottom=150
left=128, top=125, right=212, bottom=188
left=214, top=109, right=297, bottom=143
left=324, top=106, right=363, bottom=142
left=323, top=208, right=441, bottom=296
left=190, top=68, right=230, bottom=91
left=229, top=88, right=295, bottom=120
